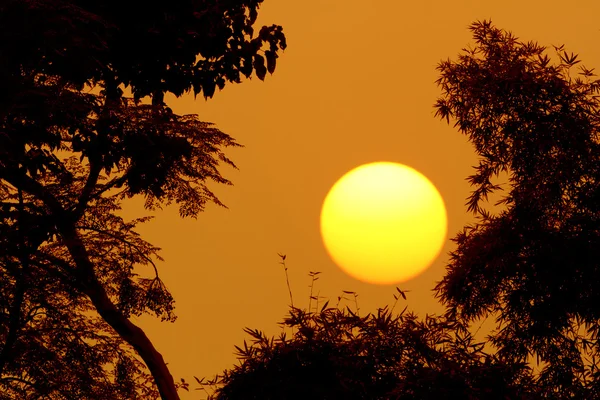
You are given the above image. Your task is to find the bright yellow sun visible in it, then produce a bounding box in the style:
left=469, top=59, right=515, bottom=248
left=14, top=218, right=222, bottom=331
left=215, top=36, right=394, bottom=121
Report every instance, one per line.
left=320, top=162, right=447, bottom=284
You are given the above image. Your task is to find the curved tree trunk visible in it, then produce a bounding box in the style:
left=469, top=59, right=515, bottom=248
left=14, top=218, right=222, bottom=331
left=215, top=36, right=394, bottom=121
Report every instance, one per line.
left=85, top=276, right=180, bottom=400
left=60, top=225, right=180, bottom=400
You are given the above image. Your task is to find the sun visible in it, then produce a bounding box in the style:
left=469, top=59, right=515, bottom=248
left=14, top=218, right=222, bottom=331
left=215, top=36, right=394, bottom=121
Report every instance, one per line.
left=320, top=162, right=447, bottom=284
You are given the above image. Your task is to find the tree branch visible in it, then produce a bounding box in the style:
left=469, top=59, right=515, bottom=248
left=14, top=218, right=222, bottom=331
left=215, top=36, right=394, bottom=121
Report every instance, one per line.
left=1, top=173, right=63, bottom=211
left=73, top=78, right=121, bottom=221
left=75, top=224, right=160, bottom=278
left=72, top=159, right=102, bottom=220
left=0, top=189, right=29, bottom=375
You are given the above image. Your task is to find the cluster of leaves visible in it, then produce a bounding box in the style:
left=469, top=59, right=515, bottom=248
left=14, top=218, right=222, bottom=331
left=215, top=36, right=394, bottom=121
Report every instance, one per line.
left=0, top=0, right=287, bottom=100
left=1, top=74, right=241, bottom=219
left=202, top=301, right=538, bottom=400
left=433, top=20, right=600, bottom=397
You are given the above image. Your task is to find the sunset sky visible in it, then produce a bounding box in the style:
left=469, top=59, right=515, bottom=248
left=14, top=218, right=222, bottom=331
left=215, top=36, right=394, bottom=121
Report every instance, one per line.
left=122, top=1, right=600, bottom=395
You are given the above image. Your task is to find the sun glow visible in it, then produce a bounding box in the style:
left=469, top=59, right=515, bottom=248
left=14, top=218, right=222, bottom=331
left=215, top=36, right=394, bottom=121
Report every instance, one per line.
left=320, top=162, right=447, bottom=284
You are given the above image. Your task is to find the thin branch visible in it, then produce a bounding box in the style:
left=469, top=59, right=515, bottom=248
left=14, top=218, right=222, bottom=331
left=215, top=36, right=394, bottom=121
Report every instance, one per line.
left=0, top=188, right=28, bottom=375
left=72, top=160, right=102, bottom=221
left=74, top=224, right=160, bottom=278
left=277, top=254, right=293, bottom=308
left=0, top=171, right=66, bottom=219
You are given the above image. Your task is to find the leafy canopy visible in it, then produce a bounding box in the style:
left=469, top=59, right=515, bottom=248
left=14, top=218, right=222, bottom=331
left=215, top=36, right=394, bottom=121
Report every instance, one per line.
left=434, top=20, right=600, bottom=397
left=0, top=0, right=286, bottom=398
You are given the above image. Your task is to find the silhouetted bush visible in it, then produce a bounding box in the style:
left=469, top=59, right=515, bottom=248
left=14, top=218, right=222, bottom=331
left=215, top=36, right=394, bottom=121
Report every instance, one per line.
left=204, top=293, right=538, bottom=399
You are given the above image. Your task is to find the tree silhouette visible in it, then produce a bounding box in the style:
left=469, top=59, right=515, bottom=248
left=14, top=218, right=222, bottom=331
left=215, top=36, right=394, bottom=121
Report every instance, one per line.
left=205, top=301, right=539, bottom=399
left=434, top=20, right=600, bottom=398
left=0, top=1, right=286, bottom=399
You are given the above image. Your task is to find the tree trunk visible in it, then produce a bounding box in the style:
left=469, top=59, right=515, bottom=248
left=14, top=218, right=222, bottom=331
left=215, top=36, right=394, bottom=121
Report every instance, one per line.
left=85, top=276, right=180, bottom=400
left=60, top=226, right=180, bottom=400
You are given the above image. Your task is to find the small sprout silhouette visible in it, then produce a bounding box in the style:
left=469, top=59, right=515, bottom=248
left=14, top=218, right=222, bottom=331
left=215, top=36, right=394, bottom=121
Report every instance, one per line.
left=307, top=271, right=322, bottom=312
left=277, top=252, right=293, bottom=307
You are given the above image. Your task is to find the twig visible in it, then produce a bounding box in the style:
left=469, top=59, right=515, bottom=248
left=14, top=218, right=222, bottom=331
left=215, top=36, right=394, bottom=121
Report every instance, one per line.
left=307, top=271, right=321, bottom=313
left=277, top=253, right=293, bottom=308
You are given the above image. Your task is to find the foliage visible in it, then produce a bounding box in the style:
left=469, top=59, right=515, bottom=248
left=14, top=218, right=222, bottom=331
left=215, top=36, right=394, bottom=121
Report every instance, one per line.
left=0, top=0, right=287, bottom=100
left=0, top=178, right=163, bottom=399
left=203, top=296, right=538, bottom=399
left=0, top=1, right=286, bottom=399
left=433, top=20, right=600, bottom=397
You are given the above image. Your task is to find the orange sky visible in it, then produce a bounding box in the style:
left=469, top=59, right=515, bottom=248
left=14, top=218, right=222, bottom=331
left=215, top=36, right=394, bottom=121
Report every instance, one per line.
left=122, top=1, right=600, bottom=396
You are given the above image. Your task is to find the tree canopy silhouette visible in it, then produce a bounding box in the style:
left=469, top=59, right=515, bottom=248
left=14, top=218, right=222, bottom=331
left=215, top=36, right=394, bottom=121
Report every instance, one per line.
left=434, top=20, right=600, bottom=398
left=0, top=1, right=286, bottom=399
